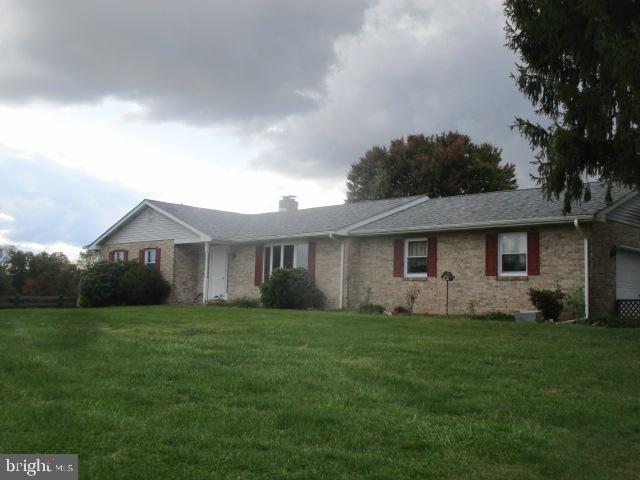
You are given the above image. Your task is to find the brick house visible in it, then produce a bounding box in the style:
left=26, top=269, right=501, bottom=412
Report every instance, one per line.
left=86, top=184, right=640, bottom=317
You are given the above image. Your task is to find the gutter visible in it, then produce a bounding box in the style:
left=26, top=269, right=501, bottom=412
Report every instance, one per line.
left=573, top=219, right=590, bottom=320
left=347, top=215, right=595, bottom=236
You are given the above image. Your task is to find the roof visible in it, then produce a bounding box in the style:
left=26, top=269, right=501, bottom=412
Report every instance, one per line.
left=145, top=195, right=424, bottom=242
left=351, top=183, right=633, bottom=234
left=606, top=193, right=640, bottom=227
left=89, top=183, right=637, bottom=247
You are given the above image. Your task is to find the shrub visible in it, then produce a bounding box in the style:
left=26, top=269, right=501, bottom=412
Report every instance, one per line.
left=260, top=268, right=325, bottom=310
left=357, top=304, right=386, bottom=314
left=79, top=261, right=170, bottom=307
left=0, top=267, right=14, bottom=296
left=392, top=306, right=409, bottom=315
left=119, top=264, right=171, bottom=305
left=471, top=311, right=515, bottom=321
left=564, top=287, right=586, bottom=319
left=228, top=296, right=260, bottom=308
left=529, top=287, right=565, bottom=321
left=405, top=284, right=421, bottom=314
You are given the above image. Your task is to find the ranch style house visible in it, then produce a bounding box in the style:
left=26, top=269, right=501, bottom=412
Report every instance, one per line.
left=87, top=184, right=640, bottom=317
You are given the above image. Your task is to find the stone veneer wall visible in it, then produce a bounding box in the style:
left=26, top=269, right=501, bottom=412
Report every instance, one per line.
left=590, top=220, right=640, bottom=317
left=346, top=225, right=585, bottom=315
left=227, top=239, right=343, bottom=308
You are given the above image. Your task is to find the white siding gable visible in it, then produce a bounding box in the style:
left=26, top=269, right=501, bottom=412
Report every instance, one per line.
left=105, top=206, right=201, bottom=244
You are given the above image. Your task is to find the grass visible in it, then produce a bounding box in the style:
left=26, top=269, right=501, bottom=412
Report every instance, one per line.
left=0, top=306, right=639, bottom=479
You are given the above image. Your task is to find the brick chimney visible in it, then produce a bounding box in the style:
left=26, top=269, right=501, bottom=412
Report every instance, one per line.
left=279, top=195, right=298, bottom=212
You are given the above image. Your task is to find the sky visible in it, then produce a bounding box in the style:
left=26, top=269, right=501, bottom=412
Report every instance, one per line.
left=0, top=0, right=537, bottom=260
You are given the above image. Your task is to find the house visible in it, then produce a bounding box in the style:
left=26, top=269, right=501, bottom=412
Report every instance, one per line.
left=86, top=184, right=640, bottom=317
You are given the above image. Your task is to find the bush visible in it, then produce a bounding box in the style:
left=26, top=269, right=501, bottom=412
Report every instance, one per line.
left=392, top=306, right=409, bottom=315
left=357, top=304, right=386, bottom=314
left=260, top=268, right=325, bottom=310
left=228, top=296, right=260, bottom=308
left=78, top=261, right=170, bottom=307
left=471, top=311, right=515, bottom=321
left=119, top=264, right=171, bottom=305
left=529, top=287, right=565, bottom=321
left=564, top=287, right=585, bottom=319
left=0, top=267, right=14, bottom=296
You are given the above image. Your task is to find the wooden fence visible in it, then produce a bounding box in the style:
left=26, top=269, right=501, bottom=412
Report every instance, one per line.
left=616, top=299, right=640, bottom=319
left=0, top=295, right=77, bottom=309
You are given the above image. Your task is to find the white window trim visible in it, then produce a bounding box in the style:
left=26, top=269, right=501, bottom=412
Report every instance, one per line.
left=113, top=250, right=125, bottom=262
left=144, top=248, right=157, bottom=265
left=263, top=242, right=305, bottom=279
left=498, top=232, right=528, bottom=277
left=404, top=238, right=428, bottom=278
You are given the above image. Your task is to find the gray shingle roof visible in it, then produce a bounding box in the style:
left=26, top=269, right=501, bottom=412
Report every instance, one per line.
left=351, top=183, right=633, bottom=233
left=146, top=196, right=422, bottom=242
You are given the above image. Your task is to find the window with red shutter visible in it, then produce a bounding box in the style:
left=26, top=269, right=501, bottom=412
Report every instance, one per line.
left=485, top=234, right=498, bottom=276
left=307, top=241, right=316, bottom=279
left=527, top=231, right=540, bottom=275
left=254, top=245, right=263, bottom=286
left=427, top=237, right=437, bottom=277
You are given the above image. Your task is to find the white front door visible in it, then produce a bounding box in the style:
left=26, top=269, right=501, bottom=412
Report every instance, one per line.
left=616, top=249, right=640, bottom=299
left=208, top=245, right=229, bottom=299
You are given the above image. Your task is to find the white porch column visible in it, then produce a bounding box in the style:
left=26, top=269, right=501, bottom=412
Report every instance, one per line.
left=202, top=241, right=210, bottom=303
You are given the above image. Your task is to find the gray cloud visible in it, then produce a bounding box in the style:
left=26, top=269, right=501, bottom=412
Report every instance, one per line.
left=256, top=0, right=538, bottom=186
left=0, top=145, right=140, bottom=248
left=0, top=0, right=372, bottom=124
left=0, top=0, right=538, bottom=189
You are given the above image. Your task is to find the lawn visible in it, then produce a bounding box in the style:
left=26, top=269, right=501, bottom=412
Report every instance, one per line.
left=0, top=306, right=638, bottom=479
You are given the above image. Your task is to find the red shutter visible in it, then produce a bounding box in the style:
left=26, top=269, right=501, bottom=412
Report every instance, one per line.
left=527, top=231, right=540, bottom=275
left=139, top=249, right=145, bottom=265
left=254, top=245, right=263, bottom=286
left=485, top=234, right=498, bottom=276
left=123, top=250, right=129, bottom=261
left=155, top=248, right=161, bottom=270
left=109, top=251, right=115, bottom=262
left=393, top=239, right=404, bottom=277
left=308, top=241, right=316, bottom=279
left=427, top=237, right=437, bottom=277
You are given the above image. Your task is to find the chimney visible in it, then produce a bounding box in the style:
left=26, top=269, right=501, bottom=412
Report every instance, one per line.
left=279, top=195, right=298, bottom=212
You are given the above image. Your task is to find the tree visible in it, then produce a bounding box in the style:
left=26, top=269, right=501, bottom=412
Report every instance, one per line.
left=5, top=250, right=79, bottom=296
left=504, top=0, right=640, bottom=211
left=346, top=132, right=517, bottom=202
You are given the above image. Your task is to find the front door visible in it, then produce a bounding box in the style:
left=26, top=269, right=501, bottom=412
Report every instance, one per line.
left=208, top=245, right=229, bottom=299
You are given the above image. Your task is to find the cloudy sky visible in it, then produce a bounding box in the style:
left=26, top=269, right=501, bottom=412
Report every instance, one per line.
left=0, top=0, right=536, bottom=259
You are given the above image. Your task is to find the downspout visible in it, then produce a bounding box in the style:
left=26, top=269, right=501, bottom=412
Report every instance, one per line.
left=573, top=219, right=589, bottom=320
left=202, top=241, right=210, bottom=303
left=329, top=233, right=345, bottom=309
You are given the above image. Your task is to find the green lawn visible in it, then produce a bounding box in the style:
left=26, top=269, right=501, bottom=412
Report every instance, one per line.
left=0, top=306, right=638, bottom=479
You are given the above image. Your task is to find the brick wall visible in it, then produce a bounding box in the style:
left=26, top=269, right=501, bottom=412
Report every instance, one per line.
left=228, top=244, right=261, bottom=300
left=227, top=239, right=343, bottom=308
left=346, top=225, right=586, bottom=315
left=173, top=243, right=204, bottom=303
left=590, top=220, right=640, bottom=317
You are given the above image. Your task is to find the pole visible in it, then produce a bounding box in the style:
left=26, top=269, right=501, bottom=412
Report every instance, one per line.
left=446, top=280, right=449, bottom=316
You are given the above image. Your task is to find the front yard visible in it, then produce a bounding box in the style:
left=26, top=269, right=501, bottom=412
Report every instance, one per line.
left=0, top=306, right=638, bottom=479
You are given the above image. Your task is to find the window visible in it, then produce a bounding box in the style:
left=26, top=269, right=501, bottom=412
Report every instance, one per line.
left=499, top=232, right=527, bottom=276
left=263, top=242, right=308, bottom=279
left=113, top=250, right=125, bottom=262
left=144, top=248, right=157, bottom=265
left=405, top=239, right=428, bottom=277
